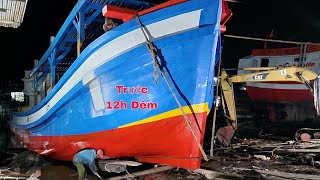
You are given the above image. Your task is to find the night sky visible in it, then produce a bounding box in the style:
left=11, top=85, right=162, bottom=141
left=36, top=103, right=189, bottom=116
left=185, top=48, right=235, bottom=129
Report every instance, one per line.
left=0, top=0, right=319, bottom=88
left=223, top=0, right=320, bottom=71
left=0, top=0, right=77, bottom=85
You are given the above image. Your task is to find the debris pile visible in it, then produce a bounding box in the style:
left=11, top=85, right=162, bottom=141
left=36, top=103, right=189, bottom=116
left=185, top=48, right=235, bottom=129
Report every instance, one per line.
left=0, top=149, right=45, bottom=179
left=201, top=123, right=320, bottom=179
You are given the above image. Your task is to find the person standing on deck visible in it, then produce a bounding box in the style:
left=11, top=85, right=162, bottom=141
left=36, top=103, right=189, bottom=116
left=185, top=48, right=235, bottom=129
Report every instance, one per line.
left=73, top=148, right=109, bottom=180
left=102, top=17, right=123, bottom=32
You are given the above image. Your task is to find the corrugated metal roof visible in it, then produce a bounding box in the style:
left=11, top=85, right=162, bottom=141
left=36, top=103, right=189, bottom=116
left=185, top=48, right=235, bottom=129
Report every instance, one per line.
left=0, top=0, right=28, bottom=28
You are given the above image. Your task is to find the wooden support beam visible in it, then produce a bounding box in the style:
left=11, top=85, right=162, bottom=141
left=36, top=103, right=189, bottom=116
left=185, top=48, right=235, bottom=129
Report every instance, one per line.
left=192, top=168, right=243, bottom=179
left=256, top=169, right=320, bottom=180
left=231, top=167, right=320, bottom=180
left=193, top=169, right=220, bottom=179
left=108, top=166, right=175, bottom=180
left=77, top=8, right=85, bottom=57
left=48, top=46, right=56, bottom=87
left=274, top=148, right=320, bottom=154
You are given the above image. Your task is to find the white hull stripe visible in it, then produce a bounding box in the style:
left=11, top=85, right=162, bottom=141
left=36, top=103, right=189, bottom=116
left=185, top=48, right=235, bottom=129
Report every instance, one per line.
left=14, top=9, right=202, bottom=125
left=246, top=82, right=308, bottom=90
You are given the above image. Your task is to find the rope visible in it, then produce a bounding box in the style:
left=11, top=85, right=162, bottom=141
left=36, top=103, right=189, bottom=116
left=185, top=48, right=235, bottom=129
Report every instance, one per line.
left=135, top=16, right=158, bottom=84
left=210, top=51, right=222, bottom=157
left=125, top=170, right=138, bottom=180
left=223, top=34, right=320, bottom=45
left=135, top=15, right=209, bottom=161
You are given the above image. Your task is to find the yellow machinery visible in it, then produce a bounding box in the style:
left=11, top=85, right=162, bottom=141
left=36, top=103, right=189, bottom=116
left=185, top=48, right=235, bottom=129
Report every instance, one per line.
left=220, top=66, right=320, bottom=129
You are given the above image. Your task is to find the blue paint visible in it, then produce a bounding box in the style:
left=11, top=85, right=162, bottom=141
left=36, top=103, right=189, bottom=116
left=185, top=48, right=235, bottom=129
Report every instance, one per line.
left=11, top=0, right=222, bottom=137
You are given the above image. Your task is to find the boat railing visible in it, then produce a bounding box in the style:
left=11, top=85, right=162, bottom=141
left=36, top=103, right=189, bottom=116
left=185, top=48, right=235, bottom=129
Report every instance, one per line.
left=22, top=0, right=155, bottom=109
left=21, top=0, right=232, bottom=110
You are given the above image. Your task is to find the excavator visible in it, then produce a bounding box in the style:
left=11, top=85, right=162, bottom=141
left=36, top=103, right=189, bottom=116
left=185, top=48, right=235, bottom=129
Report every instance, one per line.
left=218, top=66, right=320, bottom=144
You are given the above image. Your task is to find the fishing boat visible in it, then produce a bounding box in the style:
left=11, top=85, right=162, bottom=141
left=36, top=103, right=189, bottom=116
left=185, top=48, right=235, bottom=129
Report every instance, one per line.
left=10, top=0, right=231, bottom=169
left=237, top=44, right=320, bottom=122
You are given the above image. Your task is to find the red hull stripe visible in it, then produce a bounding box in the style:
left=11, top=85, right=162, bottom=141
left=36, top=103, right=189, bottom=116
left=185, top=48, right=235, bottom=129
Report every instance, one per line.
left=138, top=0, right=188, bottom=16
left=16, top=111, right=209, bottom=169
left=246, top=86, right=313, bottom=103
left=251, top=45, right=320, bottom=56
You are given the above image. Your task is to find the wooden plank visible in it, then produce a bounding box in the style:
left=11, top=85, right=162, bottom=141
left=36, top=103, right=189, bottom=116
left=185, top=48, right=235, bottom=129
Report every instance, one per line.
left=108, top=166, right=175, bottom=180
left=232, top=167, right=320, bottom=180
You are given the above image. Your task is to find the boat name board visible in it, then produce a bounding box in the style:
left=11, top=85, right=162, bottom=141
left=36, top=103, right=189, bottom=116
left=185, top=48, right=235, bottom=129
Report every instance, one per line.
left=116, top=85, right=148, bottom=94
left=106, top=85, right=158, bottom=110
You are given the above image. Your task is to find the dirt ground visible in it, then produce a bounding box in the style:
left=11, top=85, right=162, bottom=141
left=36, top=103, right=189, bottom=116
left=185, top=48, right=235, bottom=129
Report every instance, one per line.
left=2, top=143, right=320, bottom=180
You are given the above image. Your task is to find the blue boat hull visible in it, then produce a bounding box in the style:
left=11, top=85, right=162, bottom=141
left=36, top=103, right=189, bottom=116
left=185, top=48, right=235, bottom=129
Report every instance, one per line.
left=11, top=0, right=222, bottom=169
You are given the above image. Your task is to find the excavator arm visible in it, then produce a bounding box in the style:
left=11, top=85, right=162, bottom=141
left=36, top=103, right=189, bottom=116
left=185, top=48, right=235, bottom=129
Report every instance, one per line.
left=220, top=67, right=320, bottom=129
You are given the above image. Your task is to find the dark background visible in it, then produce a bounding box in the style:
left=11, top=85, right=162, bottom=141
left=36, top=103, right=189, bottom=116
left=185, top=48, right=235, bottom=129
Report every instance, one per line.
left=0, top=0, right=77, bottom=88
left=223, top=0, right=320, bottom=70
left=0, top=0, right=319, bottom=89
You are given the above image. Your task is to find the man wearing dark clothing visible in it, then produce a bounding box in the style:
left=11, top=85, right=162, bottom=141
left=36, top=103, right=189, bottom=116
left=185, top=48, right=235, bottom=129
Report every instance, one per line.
left=102, top=17, right=123, bottom=32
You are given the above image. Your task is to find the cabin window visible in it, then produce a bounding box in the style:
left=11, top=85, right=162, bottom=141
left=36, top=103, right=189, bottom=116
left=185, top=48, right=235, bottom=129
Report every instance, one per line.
left=252, top=59, right=258, bottom=67
left=294, top=57, right=306, bottom=62
left=261, top=58, right=269, bottom=67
